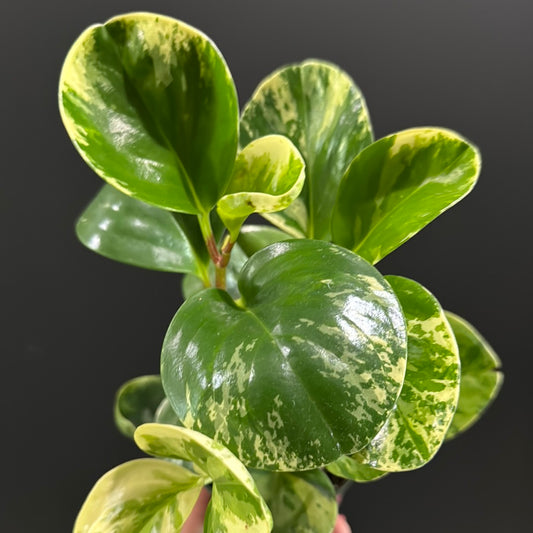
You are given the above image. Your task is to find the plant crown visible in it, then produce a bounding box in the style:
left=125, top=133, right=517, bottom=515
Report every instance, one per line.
left=59, top=12, right=503, bottom=532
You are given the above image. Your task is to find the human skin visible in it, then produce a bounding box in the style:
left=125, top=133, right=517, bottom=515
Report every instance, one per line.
left=181, top=488, right=352, bottom=532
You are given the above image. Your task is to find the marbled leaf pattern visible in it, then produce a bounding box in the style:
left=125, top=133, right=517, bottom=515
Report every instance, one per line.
left=240, top=60, right=373, bottom=240
left=355, top=276, right=460, bottom=471
left=60, top=12, right=238, bottom=214
left=162, top=240, right=407, bottom=470
left=135, top=424, right=273, bottom=532
left=252, top=469, right=337, bottom=532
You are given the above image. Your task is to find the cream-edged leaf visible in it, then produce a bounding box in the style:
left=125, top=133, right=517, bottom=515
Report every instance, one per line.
left=241, top=60, right=373, bottom=239
left=60, top=12, right=238, bottom=214
left=74, top=458, right=203, bottom=533
left=217, top=135, right=305, bottom=239
left=332, top=128, right=481, bottom=264
left=355, top=276, right=460, bottom=471
left=135, top=424, right=273, bottom=532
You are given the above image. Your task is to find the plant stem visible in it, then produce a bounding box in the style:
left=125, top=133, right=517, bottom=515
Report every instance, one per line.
left=198, top=212, right=236, bottom=290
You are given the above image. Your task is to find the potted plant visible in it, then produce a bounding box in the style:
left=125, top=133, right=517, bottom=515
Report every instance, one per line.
left=59, top=12, right=502, bottom=532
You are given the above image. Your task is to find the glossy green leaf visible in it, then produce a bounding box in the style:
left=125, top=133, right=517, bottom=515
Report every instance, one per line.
left=252, top=469, right=337, bottom=533
left=445, top=312, right=503, bottom=439
left=241, top=60, right=373, bottom=240
left=135, top=423, right=273, bottom=532
left=355, top=276, right=460, bottom=471
left=217, top=135, right=305, bottom=239
left=162, top=240, right=407, bottom=470
left=59, top=12, right=239, bottom=214
left=114, top=375, right=167, bottom=438
left=74, top=458, right=203, bottom=533
left=237, top=225, right=292, bottom=257
left=76, top=185, right=207, bottom=277
left=332, top=128, right=481, bottom=264
left=155, top=398, right=182, bottom=426
left=326, top=455, right=388, bottom=483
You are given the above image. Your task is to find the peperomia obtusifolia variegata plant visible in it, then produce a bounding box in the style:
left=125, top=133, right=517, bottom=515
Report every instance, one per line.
left=59, top=12, right=503, bottom=533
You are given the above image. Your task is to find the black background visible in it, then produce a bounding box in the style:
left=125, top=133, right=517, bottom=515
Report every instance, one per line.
left=2, top=0, right=532, bottom=531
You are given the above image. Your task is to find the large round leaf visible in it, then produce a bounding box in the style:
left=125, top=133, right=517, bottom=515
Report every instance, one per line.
left=240, top=60, right=373, bottom=240
left=59, top=12, right=239, bottom=214
left=77, top=185, right=207, bottom=277
left=445, top=312, right=503, bottom=439
left=355, top=276, right=460, bottom=471
left=217, top=135, right=305, bottom=239
left=114, top=375, right=166, bottom=438
left=135, top=424, right=273, bottom=533
left=252, top=469, right=337, bottom=533
left=74, top=458, right=203, bottom=533
left=162, top=240, right=407, bottom=470
left=332, top=128, right=481, bottom=264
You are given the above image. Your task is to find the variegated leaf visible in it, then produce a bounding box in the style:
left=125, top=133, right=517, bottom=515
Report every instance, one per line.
left=74, top=458, right=203, bottom=533
left=217, top=135, right=305, bottom=239
left=76, top=185, right=208, bottom=278
left=252, top=469, right=337, bottom=533
left=355, top=276, right=460, bottom=471
left=332, top=128, right=481, bottom=264
left=237, top=225, right=292, bottom=257
left=59, top=12, right=238, bottom=214
left=240, top=60, right=373, bottom=240
left=114, top=375, right=166, bottom=438
left=135, top=424, right=273, bottom=532
left=326, top=455, right=388, bottom=483
left=162, top=240, right=407, bottom=470
left=445, top=312, right=503, bottom=439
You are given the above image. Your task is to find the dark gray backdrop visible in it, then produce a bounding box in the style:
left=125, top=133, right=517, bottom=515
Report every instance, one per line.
left=2, top=0, right=531, bottom=531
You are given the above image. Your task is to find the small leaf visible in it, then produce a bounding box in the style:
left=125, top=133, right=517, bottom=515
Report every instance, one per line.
left=73, top=458, right=203, bottom=533
left=237, top=225, right=292, bottom=257
left=332, top=128, right=481, bottom=264
left=252, top=469, right=337, bottom=533
left=217, top=135, right=305, bottom=239
left=355, top=276, right=460, bottom=471
left=445, top=312, right=503, bottom=439
left=76, top=185, right=207, bottom=276
left=162, top=240, right=407, bottom=470
left=241, top=60, right=373, bottom=240
left=59, top=12, right=239, bottom=214
left=326, top=455, right=388, bottom=483
left=114, top=375, right=166, bottom=438
left=135, top=424, right=273, bottom=532
left=155, top=398, right=182, bottom=426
